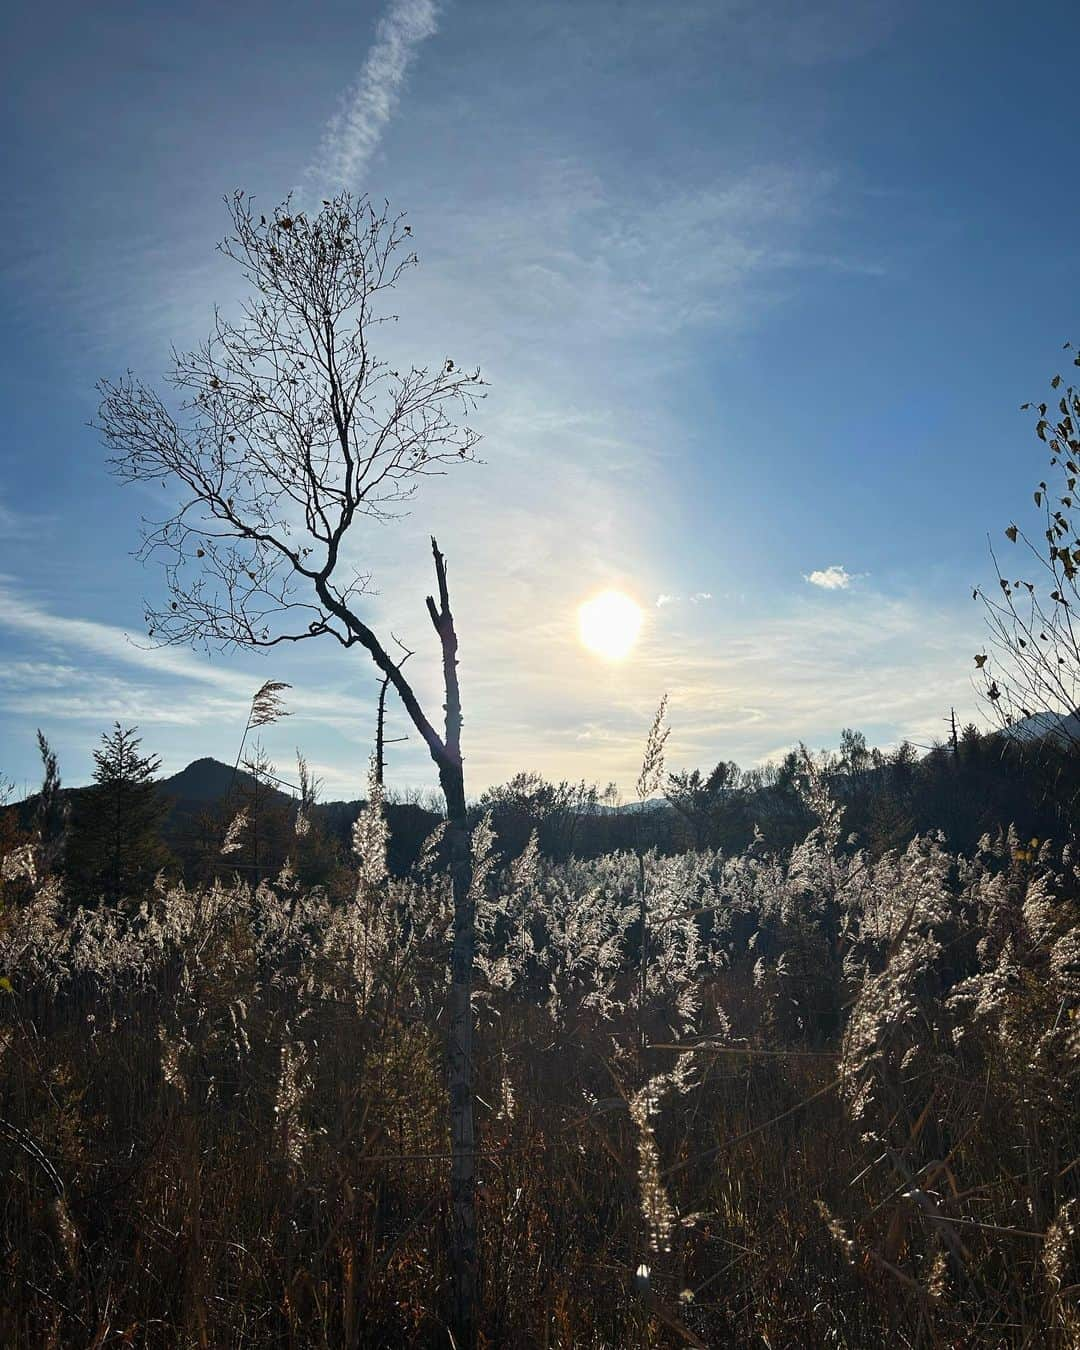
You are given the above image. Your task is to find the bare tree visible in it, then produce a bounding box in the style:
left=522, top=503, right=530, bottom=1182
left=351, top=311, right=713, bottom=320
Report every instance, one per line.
left=975, top=346, right=1080, bottom=756
left=374, top=644, right=411, bottom=787
left=97, top=191, right=484, bottom=1339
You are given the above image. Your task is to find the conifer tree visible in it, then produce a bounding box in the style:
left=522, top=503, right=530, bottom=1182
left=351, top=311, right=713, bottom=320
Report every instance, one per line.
left=66, top=724, right=171, bottom=905
left=33, top=730, right=69, bottom=875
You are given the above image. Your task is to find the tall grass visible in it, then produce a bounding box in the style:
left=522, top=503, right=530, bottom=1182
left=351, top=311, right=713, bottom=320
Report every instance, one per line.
left=1, top=765, right=1079, bottom=1345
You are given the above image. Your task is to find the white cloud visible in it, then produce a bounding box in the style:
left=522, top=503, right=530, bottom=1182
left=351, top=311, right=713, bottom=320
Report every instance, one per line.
left=0, top=580, right=405, bottom=795
left=805, top=564, right=854, bottom=591
left=0, top=581, right=376, bottom=739
left=657, top=591, right=712, bottom=608
left=418, top=161, right=847, bottom=354
left=0, top=498, right=54, bottom=541
left=311, top=0, right=439, bottom=191
left=0, top=579, right=251, bottom=692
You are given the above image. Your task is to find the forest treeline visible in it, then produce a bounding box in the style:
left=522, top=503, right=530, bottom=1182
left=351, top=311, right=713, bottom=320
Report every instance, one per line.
left=4, top=714, right=1078, bottom=911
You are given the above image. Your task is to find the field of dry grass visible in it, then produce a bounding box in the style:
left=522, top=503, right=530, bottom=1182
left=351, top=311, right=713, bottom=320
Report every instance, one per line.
left=2, top=774, right=1079, bottom=1346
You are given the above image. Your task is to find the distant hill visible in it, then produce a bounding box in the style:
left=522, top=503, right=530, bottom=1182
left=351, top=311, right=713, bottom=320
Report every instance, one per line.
left=593, top=797, right=668, bottom=815
left=154, top=758, right=442, bottom=874
left=148, top=757, right=293, bottom=842
left=159, top=757, right=265, bottom=803
left=17, top=754, right=665, bottom=822
left=13, top=756, right=295, bottom=848
left=157, top=758, right=435, bottom=849
left=1001, top=710, right=1080, bottom=746
left=11, top=755, right=442, bottom=877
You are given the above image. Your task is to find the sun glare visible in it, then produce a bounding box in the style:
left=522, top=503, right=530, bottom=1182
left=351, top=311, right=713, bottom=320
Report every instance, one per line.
left=578, top=590, right=644, bottom=661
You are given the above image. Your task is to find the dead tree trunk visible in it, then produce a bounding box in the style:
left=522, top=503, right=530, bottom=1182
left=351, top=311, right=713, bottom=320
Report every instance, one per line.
left=425, top=538, right=477, bottom=1345
left=96, top=187, right=486, bottom=1347
left=375, top=673, right=390, bottom=787
left=311, top=537, right=476, bottom=1339
left=374, top=646, right=411, bottom=787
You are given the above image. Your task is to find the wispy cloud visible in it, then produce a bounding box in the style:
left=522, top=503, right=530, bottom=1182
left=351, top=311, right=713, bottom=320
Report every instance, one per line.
left=418, top=161, right=849, bottom=356
left=0, top=498, right=53, bottom=541
left=0, top=580, right=251, bottom=692
left=805, top=564, right=854, bottom=591
left=0, top=502, right=27, bottom=539
left=0, top=581, right=389, bottom=791
left=311, top=0, right=440, bottom=191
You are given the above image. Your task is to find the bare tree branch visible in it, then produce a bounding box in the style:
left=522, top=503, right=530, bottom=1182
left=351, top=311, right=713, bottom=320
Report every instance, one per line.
left=98, top=191, right=483, bottom=680
left=975, top=349, right=1080, bottom=750
left=98, top=188, right=485, bottom=1344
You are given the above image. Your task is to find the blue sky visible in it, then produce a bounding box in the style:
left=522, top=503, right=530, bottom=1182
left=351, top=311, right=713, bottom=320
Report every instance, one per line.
left=1, top=0, right=1078, bottom=799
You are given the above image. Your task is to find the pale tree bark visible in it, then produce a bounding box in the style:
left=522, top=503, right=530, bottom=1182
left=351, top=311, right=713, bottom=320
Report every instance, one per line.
left=333, top=536, right=478, bottom=1339
left=425, top=538, right=477, bottom=1341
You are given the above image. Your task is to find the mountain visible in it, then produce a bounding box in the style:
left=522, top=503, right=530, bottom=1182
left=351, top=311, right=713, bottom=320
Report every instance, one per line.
left=592, top=797, right=669, bottom=815
left=158, top=759, right=441, bottom=874
left=10, top=755, right=444, bottom=879
left=1000, top=710, right=1080, bottom=746
left=159, top=757, right=267, bottom=803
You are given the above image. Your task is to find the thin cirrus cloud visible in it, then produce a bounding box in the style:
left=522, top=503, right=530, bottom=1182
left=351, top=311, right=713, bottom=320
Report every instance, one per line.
left=0, top=578, right=386, bottom=790
left=0, top=579, right=252, bottom=694
left=309, top=0, right=440, bottom=191
left=0, top=578, right=380, bottom=731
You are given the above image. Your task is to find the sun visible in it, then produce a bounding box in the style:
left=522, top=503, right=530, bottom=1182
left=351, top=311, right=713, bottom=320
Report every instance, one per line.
left=578, top=590, right=644, bottom=661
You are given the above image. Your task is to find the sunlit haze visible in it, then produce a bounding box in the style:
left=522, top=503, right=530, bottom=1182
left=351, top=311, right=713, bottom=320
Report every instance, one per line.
left=3, top=1, right=1079, bottom=799
left=578, top=591, right=644, bottom=661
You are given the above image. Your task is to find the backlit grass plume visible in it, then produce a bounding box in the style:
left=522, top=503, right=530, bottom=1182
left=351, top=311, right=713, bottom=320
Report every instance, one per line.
left=250, top=681, right=292, bottom=729
left=3, top=700, right=1080, bottom=1342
